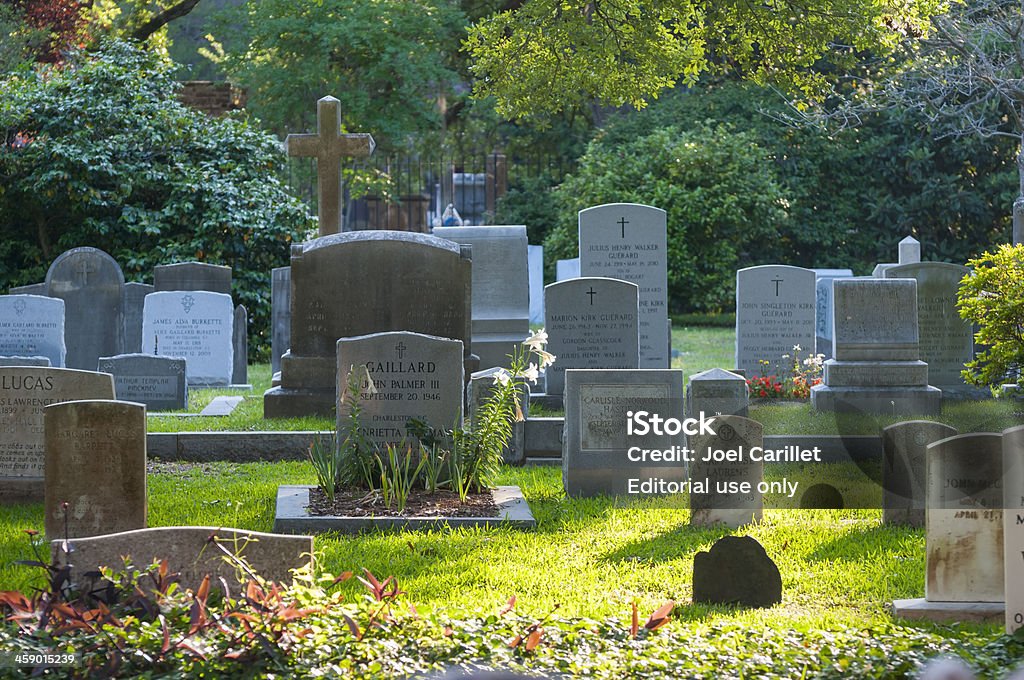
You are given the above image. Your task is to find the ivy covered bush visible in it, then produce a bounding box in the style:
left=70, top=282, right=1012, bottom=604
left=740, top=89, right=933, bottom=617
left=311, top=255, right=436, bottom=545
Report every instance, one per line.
left=0, top=40, right=313, bottom=360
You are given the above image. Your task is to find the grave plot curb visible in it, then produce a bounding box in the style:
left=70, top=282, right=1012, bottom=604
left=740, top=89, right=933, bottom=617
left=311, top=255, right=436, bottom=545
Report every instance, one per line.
left=273, top=485, right=536, bottom=534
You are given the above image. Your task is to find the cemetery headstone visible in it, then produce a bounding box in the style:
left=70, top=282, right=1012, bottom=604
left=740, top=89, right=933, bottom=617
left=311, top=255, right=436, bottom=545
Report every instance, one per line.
left=925, top=432, right=1003, bottom=602
left=686, top=368, right=749, bottom=419
left=735, top=265, right=816, bottom=376
left=97, top=354, right=187, bottom=411
left=0, top=367, right=114, bottom=503
left=233, top=304, right=248, bottom=385
left=0, top=356, right=50, bottom=366
left=556, top=258, right=580, bottom=281
left=53, top=527, right=314, bottom=590
left=433, top=225, right=530, bottom=370
left=266, top=231, right=473, bottom=418
left=336, top=332, right=464, bottom=450
left=884, top=262, right=975, bottom=394
left=692, top=536, right=782, bottom=608
left=153, top=261, right=231, bottom=294
left=563, top=368, right=684, bottom=497
left=579, top=203, right=669, bottom=368
left=142, top=291, right=234, bottom=386
left=271, top=266, right=291, bottom=375
left=1003, top=425, right=1024, bottom=634
left=811, top=279, right=941, bottom=414
left=688, top=415, right=763, bottom=528
left=528, top=245, right=544, bottom=325
left=122, top=282, right=154, bottom=354
left=899, top=236, right=921, bottom=264
left=286, top=95, right=375, bottom=237
left=881, top=420, right=958, bottom=527
left=543, top=277, right=639, bottom=396
left=800, top=483, right=845, bottom=509
left=44, top=399, right=146, bottom=539
left=45, top=247, right=125, bottom=370
left=467, top=366, right=529, bottom=465
left=9, top=283, right=46, bottom=296
left=0, top=295, right=66, bottom=367
left=812, top=269, right=855, bottom=360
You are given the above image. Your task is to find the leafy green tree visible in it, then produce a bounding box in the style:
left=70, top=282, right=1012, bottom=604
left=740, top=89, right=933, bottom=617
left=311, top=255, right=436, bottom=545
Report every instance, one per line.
left=0, top=40, right=312, bottom=359
left=464, top=0, right=947, bottom=119
left=958, top=244, right=1024, bottom=388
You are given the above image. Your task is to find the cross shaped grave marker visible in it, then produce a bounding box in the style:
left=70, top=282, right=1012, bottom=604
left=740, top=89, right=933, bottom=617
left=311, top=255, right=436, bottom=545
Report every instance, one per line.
left=395, top=341, right=407, bottom=359
left=618, top=216, right=629, bottom=238
left=586, top=287, right=597, bottom=305
left=286, top=96, right=376, bottom=237
left=76, top=258, right=95, bottom=285
left=771, top=277, right=783, bottom=296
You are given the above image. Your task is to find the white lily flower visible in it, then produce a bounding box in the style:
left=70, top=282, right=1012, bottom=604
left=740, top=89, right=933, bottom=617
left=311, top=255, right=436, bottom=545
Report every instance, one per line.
left=524, top=328, right=548, bottom=351
left=793, top=344, right=802, bottom=352
left=534, top=348, right=556, bottom=368
left=492, top=368, right=512, bottom=386
left=518, top=362, right=540, bottom=383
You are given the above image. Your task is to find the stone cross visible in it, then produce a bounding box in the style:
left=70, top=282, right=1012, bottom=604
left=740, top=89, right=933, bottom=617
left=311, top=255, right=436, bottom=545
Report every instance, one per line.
left=286, top=96, right=376, bottom=237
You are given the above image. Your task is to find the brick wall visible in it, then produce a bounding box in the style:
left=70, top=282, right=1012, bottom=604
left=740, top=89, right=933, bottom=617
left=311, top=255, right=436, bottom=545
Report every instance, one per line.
left=178, top=81, right=247, bottom=117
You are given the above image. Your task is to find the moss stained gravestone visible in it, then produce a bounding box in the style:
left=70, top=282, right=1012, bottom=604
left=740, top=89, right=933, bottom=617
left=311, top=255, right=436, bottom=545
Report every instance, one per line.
left=0, top=367, right=115, bottom=503
left=579, top=203, right=669, bottom=369
left=44, top=399, right=146, bottom=539
left=688, top=415, right=763, bottom=528
left=543, top=277, right=639, bottom=397
left=1004, top=426, right=1024, bottom=634
left=0, top=295, right=66, bottom=367
left=881, top=420, right=958, bottom=528
left=692, top=535, right=782, bottom=608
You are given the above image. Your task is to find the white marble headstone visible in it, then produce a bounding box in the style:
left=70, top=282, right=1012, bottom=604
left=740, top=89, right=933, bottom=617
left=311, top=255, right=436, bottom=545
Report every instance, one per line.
left=142, top=291, right=234, bottom=386
left=0, top=295, right=66, bottom=368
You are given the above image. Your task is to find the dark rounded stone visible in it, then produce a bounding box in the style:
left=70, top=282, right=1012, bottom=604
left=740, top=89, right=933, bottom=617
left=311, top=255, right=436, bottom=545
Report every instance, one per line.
left=800, top=483, right=845, bottom=509
left=692, top=535, right=781, bottom=608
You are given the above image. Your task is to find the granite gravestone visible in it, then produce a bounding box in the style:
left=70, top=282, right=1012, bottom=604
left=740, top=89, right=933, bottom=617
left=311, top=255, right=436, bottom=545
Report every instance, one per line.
left=98, top=354, right=187, bottom=411
left=44, top=399, right=146, bottom=539
left=0, top=356, right=49, bottom=366
left=9, top=283, right=46, bottom=296
left=1003, top=425, right=1024, bottom=634
left=45, top=247, right=125, bottom=370
left=233, top=305, right=247, bottom=385
left=813, top=270, right=854, bottom=360
left=579, top=203, right=669, bottom=368
left=336, top=332, right=464, bottom=450
left=467, top=366, right=529, bottom=465
left=122, top=282, right=154, bottom=354
left=686, top=368, right=749, bottom=420
left=433, top=225, right=529, bottom=370
left=810, top=279, right=941, bottom=414
left=692, top=536, right=782, bottom=608
left=544, top=278, right=639, bottom=396
left=563, top=369, right=684, bottom=497
left=528, top=245, right=544, bottom=325
left=688, top=415, right=763, bottom=528
left=881, top=420, right=958, bottom=527
left=142, top=291, right=234, bottom=386
left=556, top=258, right=580, bottom=281
left=735, top=265, right=816, bottom=376
left=153, top=262, right=231, bottom=295
left=0, top=295, right=66, bottom=367
left=271, top=266, right=291, bottom=374
left=884, top=262, right=974, bottom=393
left=265, top=231, right=473, bottom=418
left=925, top=433, right=1003, bottom=603
left=899, top=236, right=921, bottom=264
left=52, top=527, right=313, bottom=590
left=0, top=367, right=115, bottom=503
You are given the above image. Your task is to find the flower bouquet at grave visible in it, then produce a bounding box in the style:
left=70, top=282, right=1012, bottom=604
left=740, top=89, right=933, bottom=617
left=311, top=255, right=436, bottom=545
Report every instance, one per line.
left=308, top=331, right=554, bottom=513
left=747, top=346, right=824, bottom=400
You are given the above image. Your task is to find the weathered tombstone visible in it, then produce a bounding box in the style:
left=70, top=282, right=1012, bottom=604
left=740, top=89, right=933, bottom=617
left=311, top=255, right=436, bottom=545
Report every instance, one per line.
left=0, top=367, right=115, bottom=503
left=925, top=433, right=1003, bottom=602
left=44, top=399, right=146, bottom=539
left=1003, top=425, right=1024, bottom=634
left=45, top=247, right=125, bottom=370
left=884, top=262, right=975, bottom=394
left=688, top=415, right=763, bottom=528
left=98, top=354, right=187, bottom=411
left=528, top=245, right=544, bottom=325
left=433, top=225, right=530, bottom=370
left=287, top=96, right=375, bottom=237
left=735, top=265, right=816, bottom=376
left=122, top=282, right=154, bottom=354
left=142, top=291, right=234, bottom=386
left=271, top=266, right=291, bottom=374
left=543, top=278, right=639, bottom=396
left=811, top=279, right=941, bottom=414
left=881, top=420, right=958, bottom=527
left=686, top=368, right=749, bottom=420
left=467, top=367, right=529, bottom=465
left=9, top=283, right=46, bottom=296
left=265, top=231, right=473, bottom=418
left=692, top=536, right=782, bottom=608
left=336, top=332, right=464, bottom=450
left=579, top=203, right=669, bottom=368
left=812, top=269, right=854, bottom=360
left=0, top=295, right=66, bottom=367
left=153, top=261, right=232, bottom=294
left=899, top=236, right=921, bottom=265
left=0, top=356, right=50, bottom=366
left=800, top=483, right=845, bottom=509
left=563, top=368, right=684, bottom=497
left=555, top=258, right=580, bottom=281
left=233, top=304, right=247, bottom=385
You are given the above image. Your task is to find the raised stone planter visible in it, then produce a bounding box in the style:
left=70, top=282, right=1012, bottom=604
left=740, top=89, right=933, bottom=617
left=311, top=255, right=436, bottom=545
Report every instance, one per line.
left=273, top=485, right=536, bottom=534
